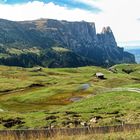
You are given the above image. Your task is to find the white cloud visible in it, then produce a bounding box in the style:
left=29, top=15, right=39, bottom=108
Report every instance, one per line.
left=0, top=0, right=140, bottom=45
left=95, top=0, right=140, bottom=42
left=76, top=0, right=140, bottom=44
left=0, top=1, right=96, bottom=21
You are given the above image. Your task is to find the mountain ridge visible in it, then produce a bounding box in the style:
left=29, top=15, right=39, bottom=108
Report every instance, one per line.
left=0, top=18, right=135, bottom=67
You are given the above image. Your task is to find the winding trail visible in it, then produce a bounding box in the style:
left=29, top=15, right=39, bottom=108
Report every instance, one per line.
left=0, top=86, right=45, bottom=96
left=103, top=87, right=140, bottom=93
left=86, top=87, right=140, bottom=99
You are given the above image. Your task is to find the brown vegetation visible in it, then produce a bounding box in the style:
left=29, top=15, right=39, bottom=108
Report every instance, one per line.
left=1, top=123, right=140, bottom=140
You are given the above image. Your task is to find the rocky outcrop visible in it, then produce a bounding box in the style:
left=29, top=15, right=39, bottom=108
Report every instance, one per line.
left=0, top=18, right=135, bottom=67
left=97, top=26, right=135, bottom=65
left=98, top=26, right=117, bottom=47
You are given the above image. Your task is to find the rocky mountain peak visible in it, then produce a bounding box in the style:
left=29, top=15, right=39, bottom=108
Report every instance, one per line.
left=101, top=26, right=112, bottom=34
left=98, top=26, right=117, bottom=47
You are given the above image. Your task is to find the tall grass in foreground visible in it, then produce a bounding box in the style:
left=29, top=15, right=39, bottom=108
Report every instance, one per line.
left=0, top=129, right=140, bottom=140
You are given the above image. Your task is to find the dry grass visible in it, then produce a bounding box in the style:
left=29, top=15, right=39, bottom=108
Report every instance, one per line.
left=0, top=129, right=140, bottom=140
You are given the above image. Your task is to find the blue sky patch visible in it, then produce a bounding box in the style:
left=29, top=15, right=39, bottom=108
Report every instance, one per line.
left=1, top=0, right=101, bottom=13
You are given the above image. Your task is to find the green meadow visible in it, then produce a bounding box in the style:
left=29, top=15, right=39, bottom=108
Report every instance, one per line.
left=0, top=64, right=140, bottom=129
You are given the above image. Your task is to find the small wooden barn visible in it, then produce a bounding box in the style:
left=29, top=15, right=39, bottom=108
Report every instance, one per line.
left=96, top=72, right=104, bottom=79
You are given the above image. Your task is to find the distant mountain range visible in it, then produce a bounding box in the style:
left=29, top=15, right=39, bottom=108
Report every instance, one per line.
left=0, top=18, right=135, bottom=67
left=126, top=48, right=140, bottom=64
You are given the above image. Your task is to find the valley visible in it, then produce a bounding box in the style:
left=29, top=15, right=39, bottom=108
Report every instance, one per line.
left=0, top=0, right=140, bottom=139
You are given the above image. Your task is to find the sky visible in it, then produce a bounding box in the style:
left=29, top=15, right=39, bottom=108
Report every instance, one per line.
left=0, top=0, right=140, bottom=47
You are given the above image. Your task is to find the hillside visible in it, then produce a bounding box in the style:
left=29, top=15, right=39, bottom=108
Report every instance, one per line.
left=0, top=18, right=135, bottom=67
left=0, top=64, right=140, bottom=129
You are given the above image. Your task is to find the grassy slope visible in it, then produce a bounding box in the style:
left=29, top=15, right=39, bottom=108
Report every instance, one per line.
left=0, top=64, right=140, bottom=129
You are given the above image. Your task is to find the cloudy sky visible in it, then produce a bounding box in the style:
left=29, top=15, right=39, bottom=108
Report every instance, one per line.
left=0, top=0, right=140, bottom=47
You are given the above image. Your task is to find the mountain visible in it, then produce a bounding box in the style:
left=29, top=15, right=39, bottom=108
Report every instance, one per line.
left=0, top=18, right=135, bottom=67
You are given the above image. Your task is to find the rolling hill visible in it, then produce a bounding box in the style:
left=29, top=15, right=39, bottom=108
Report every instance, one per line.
left=0, top=64, right=140, bottom=129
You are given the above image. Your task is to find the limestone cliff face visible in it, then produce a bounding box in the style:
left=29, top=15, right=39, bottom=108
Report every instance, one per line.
left=34, top=19, right=98, bottom=49
left=36, top=19, right=135, bottom=65
left=97, top=26, right=135, bottom=65
left=98, top=26, right=117, bottom=47
left=0, top=18, right=136, bottom=67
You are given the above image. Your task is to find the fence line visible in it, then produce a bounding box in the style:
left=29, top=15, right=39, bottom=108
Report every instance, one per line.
left=0, top=123, right=140, bottom=138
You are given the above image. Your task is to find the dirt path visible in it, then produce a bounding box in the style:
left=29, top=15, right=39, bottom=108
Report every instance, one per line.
left=0, top=86, right=46, bottom=97
left=103, top=87, right=140, bottom=93
left=87, top=87, right=140, bottom=99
